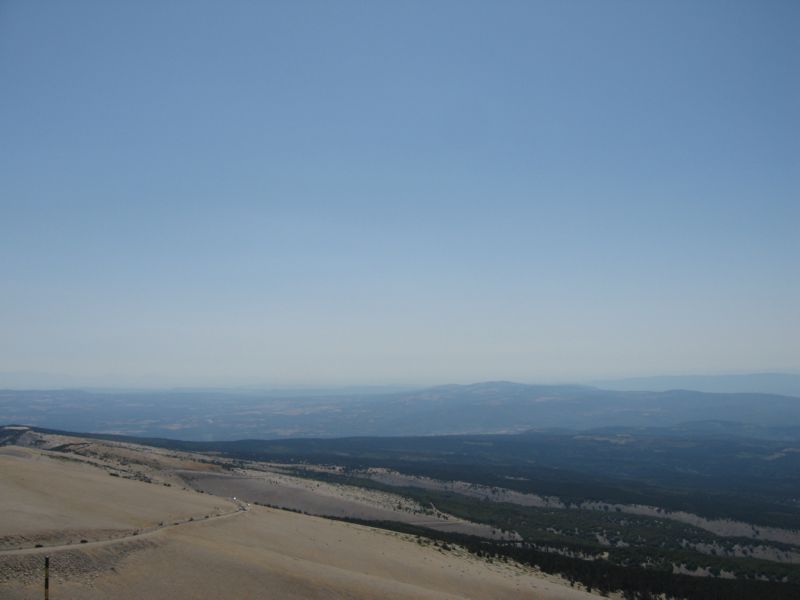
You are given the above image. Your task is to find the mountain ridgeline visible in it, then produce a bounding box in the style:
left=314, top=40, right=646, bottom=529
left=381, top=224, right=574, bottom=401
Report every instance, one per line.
left=1, top=381, right=799, bottom=441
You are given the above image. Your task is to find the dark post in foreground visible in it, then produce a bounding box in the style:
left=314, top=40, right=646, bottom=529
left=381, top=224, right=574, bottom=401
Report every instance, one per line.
left=44, top=556, right=49, bottom=600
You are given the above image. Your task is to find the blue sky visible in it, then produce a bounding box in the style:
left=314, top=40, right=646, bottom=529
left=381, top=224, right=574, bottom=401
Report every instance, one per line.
left=1, top=1, right=798, bottom=387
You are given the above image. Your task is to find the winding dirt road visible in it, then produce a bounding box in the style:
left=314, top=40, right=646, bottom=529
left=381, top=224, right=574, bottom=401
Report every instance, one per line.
left=0, top=500, right=249, bottom=557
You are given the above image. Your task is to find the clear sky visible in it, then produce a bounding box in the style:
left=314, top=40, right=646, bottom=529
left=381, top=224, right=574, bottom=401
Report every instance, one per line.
left=1, top=1, right=798, bottom=388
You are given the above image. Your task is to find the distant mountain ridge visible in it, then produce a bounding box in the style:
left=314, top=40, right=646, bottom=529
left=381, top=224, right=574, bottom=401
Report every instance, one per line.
left=1, top=381, right=799, bottom=441
left=595, top=373, right=800, bottom=397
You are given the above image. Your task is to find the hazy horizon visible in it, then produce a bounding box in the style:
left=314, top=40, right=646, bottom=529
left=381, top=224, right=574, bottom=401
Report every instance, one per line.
left=2, top=1, right=798, bottom=386
left=1, top=369, right=800, bottom=393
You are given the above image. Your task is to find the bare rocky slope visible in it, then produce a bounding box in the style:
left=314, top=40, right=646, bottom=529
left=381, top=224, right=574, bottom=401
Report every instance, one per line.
left=0, top=429, right=603, bottom=599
